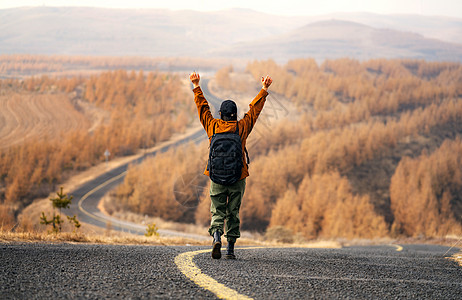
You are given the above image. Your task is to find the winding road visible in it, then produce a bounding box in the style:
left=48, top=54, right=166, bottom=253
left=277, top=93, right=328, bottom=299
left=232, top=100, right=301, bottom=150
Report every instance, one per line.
left=66, top=79, right=221, bottom=238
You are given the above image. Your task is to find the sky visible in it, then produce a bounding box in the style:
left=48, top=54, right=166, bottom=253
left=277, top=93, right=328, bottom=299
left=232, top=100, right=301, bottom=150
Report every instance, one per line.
left=1, top=0, right=461, bottom=18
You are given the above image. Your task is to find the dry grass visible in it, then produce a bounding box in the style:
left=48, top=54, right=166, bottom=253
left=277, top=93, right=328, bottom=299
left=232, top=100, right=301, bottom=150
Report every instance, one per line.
left=0, top=92, right=90, bottom=149
left=0, top=230, right=210, bottom=246
left=0, top=228, right=344, bottom=248
left=1, top=216, right=341, bottom=248
left=2, top=223, right=460, bottom=251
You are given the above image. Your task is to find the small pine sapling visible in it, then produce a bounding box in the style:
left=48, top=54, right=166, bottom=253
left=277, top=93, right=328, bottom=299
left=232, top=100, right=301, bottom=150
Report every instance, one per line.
left=67, top=215, right=81, bottom=232
left=40, top=187, right=80, bottom=233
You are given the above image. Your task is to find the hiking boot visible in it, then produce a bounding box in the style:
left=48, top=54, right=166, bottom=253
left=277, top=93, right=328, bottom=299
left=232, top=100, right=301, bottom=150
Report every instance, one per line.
left=211, top=231, right=222, bottom=259
left=225, top=241, right=236, bottom=259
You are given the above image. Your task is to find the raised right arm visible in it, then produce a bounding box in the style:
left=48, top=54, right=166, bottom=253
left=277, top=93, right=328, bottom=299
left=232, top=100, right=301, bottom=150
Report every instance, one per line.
left=240, top=75, right=273, bottom=134
left=190, top=72, right=215, bottom=135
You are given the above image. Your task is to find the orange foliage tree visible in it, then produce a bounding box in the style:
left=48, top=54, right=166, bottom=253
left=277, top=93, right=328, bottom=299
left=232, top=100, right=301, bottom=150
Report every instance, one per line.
left=0, top=70, right=193, bottom=218
left=109, top=142, right=209, bottom=223
left=241, top=58, right=462, bottom=238
left=269, top=172, right=388, bottom=239
left=390, top=139, right=462, bottom=237
left=117, top=58, right=462, bottom=240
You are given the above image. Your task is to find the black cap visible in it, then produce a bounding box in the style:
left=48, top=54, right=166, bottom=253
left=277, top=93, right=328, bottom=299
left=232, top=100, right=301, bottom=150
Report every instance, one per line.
left=219, top=100, right=237, bottom=118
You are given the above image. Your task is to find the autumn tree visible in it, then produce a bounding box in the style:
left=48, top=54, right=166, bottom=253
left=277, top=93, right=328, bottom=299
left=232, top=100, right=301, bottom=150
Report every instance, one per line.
left=390, top=139, right=462, bottom=237
left=269, top=172, right=388, bottom=239
left=1, top=69, right=193, bottom=223
left=108, top=142, right=208, bottom=223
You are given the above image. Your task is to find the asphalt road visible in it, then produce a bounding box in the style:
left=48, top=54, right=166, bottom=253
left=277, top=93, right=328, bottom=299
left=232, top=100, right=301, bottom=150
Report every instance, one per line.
left=1, top=243, right=461, bottom=299
left=66, top=79, right=221, bottom=237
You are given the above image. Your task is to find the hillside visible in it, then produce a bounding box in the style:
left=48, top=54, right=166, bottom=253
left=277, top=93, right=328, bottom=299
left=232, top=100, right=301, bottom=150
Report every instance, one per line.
left=106, top=59, right=462, bottom=239
left=210, top=20, right=462, bottom=62
left=0, top=70, right=194, bottom=222
left=1, top=58, right=461, bottom=239
left=0, top=86, right=93, bottom=149
left=0, top=7, right=461, bottom=63
left=0, top=7, right=304, bottom=57
left=315, top=12, right=462, bottom=45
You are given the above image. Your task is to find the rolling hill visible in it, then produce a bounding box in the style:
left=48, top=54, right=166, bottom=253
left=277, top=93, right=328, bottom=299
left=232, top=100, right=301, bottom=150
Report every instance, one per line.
left=0, top=7, right=461, bottom=63
left=0, top=7, right=305, bottom=57
left=210, top=19, right=462, bottom=62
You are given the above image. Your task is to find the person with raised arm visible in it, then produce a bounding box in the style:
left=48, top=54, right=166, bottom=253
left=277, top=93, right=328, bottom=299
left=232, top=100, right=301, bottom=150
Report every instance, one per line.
left=190, top=72, right=272, bottom=259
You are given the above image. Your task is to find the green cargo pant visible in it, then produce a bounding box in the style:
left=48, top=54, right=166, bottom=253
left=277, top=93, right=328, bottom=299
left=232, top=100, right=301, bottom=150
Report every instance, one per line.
left=208, top=178, right=246, bottom=243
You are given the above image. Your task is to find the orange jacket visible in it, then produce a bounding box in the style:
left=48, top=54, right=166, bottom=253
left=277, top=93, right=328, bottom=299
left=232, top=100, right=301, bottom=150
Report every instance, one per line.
left=193, top=86, right=269, bottom=179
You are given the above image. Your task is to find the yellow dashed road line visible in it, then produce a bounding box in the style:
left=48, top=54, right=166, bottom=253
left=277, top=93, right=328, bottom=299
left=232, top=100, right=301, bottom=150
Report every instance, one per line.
left=177, top=243, right=417, bottom=299
left=174, top=248, right=264, bottom=300
left=390, top=244, right=403, bottom=252
left=449, top=252, right=462, bottom=267
left=175, top=244, right=341, bottom=299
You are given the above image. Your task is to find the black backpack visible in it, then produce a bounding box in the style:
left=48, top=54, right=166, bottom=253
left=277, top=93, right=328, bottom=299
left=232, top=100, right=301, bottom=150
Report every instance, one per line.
left=208, top=123, right=247, bottom=186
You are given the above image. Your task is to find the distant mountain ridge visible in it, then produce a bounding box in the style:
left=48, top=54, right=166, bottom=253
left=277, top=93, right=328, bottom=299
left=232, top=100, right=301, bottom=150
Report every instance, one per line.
left=325, top=12, right=462, bottom=46
left=210, top=19, right=462, bottom=62
left=0, top=7, right=461, bottom=62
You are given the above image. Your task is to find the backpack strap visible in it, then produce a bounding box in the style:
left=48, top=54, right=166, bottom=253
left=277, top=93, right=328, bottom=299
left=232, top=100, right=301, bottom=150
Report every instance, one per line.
left=210, top=123, right=217, bottom=141
left=235, top=122, right=250, bottom=165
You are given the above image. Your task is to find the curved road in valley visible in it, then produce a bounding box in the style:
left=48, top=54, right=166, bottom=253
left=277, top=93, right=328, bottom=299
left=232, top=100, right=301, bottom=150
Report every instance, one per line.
left=66, top=80, right=220, bottom=239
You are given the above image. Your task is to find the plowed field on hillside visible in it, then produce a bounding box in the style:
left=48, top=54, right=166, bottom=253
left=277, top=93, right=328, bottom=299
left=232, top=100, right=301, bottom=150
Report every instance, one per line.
left=0, top=93, right=90, bottom=149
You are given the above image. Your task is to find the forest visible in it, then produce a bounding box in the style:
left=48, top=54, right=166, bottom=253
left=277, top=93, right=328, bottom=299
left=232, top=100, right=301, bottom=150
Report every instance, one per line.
left=0, top=69, right=194, bottom=225
left=109, top=58, right=462, bottom=239
left=1, top=57, right=461, bottom=240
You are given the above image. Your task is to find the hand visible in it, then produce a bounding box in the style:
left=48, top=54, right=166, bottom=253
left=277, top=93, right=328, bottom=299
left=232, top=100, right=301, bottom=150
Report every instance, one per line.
left=190, top=72, right=200, bottom=88
left=261, top=75, right=272, bottom=91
